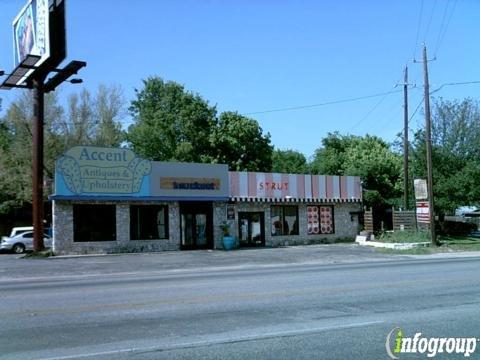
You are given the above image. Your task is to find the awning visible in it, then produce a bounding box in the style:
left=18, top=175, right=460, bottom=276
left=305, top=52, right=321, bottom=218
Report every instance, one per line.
left=229, top=197, right=361, bottom=203
left=50, top=195, right=230, bottom=202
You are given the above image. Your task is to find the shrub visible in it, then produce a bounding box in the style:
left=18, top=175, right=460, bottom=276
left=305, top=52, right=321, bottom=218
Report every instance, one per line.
left=436, top=221, right=477, bottom=237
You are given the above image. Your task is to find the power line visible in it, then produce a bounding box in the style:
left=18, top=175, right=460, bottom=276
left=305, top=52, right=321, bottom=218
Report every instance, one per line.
left=242, top=89, right=403, bottom=116
left=423, top=0, right=438, bottom=44
left=433, top=0, right=458, bottom=56
left=409, top=95, right=424, bottom=124
left=370, top=96, right=405, bottom=135
left=392, top=95, right=424, bottom=143
left=433, top=0, right=451, bottom=54
left=430, top=80, right=480, bottom=95
left=348, top=87, right=400, bottom=133
left=393, top=79, right=480, bottom=141
left=412, top=0, right=425, bottom=59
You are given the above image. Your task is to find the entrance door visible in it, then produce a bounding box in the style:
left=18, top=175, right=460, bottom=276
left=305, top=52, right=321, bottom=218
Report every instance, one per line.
left=180, top=202, right=213, bottom=250
left=238, top=212, right=265, bottom=247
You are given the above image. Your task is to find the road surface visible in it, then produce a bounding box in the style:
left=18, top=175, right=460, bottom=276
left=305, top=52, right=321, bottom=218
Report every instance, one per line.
left=1, top=254, right=480, bottom=359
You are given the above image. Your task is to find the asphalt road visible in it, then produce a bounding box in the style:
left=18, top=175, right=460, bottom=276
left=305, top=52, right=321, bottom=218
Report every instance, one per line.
left=1, top=252, right=480, bottom=359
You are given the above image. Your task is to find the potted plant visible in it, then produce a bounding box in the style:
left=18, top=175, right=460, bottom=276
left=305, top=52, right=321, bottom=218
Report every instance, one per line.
left=220, top=221, right=235, bottom=250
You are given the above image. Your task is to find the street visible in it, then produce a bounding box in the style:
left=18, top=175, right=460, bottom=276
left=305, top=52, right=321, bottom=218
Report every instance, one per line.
left=1, top=248, right=480, bottom=359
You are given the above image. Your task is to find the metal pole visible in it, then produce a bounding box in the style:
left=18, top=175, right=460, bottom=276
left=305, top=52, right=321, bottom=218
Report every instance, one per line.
left=403, top=65, right=409, bottom=211
left=422, top=45, right=437, bottom=246
left=32, top=75, right=45, bottom=252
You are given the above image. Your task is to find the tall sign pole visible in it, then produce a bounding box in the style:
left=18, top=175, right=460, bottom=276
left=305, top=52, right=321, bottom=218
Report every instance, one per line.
left=32, top=73, right=46, bottom=251
left=422, top=45, right=437, bottom=246
left=1, top=0, right=85, bottom=252
left=403, top=65, right=409, bottom=211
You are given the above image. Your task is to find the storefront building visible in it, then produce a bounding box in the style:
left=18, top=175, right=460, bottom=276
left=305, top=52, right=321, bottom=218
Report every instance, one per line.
left=51, top=146, right=362, bottom=255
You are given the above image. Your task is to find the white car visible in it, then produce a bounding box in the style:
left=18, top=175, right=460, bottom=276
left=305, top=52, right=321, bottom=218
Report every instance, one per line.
left=8, top=226, right=34, bottom=237
left=1, top=231, right=52, bottom=254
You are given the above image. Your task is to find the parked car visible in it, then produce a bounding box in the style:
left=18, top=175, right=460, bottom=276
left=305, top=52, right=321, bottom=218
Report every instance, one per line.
left=1, top=231, right=52, bottom=254
left=8, top=226, right=34, bottom=238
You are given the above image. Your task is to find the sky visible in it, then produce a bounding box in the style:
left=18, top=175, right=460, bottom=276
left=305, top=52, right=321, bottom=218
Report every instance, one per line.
left=0, top=0, right=479, bottom=159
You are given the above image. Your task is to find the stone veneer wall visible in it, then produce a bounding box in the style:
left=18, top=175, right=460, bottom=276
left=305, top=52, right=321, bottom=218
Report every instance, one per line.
left=232, top=202, right=362, bottom=247
left=213, top=201, right=227, bottom=249
left=53, top=200, right=361, bottom=254
left=53, top=200, right=181, bottom=255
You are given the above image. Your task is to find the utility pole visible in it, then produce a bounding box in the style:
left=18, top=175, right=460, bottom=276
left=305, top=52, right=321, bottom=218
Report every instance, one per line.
left=422, top=45, right=437, bottom=246
left=32, top=73, right=47, bottom=252
left=403, top=65, right=409, bottom=211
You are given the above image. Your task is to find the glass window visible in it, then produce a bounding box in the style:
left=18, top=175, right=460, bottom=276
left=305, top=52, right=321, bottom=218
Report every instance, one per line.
left=130, top=205, right=169, bottom=240
left=271, top=206, right=299, bottom=236
left=73, top=204, right=116, bottom=242
left=307, top=206, right=334, bottom=235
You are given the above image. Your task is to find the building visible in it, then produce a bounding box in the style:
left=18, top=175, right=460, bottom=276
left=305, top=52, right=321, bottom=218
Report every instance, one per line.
left=51, top=146, right=362, bottom=255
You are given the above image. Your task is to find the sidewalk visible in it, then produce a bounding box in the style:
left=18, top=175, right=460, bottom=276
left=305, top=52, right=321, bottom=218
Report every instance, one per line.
left=1, top=244, right=480, bottom=281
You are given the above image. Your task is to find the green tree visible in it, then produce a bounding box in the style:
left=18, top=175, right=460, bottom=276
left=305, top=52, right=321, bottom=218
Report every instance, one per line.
left=127, top=77, right=217, bottom=162
left=271, top=149, right=309, bottom=173
left=411, top=98, right=480, bottom=213
left=94, top=84, right=126, bottom=146
left=311, top=132, right=402, bottom=207
left=208, top=111, right=273, bottom=171
left=0, top=85, right=126, bottom=214
left=56, top=85, right=125, bottom=149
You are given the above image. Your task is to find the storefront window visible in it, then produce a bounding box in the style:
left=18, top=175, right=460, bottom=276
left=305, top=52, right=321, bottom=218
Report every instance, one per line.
left=271, top=205, right=299, bottom=236
left=307, top=206, right=334, bottom=235
left=73, top=204, right=116, bottom=242
left=130, top=205, right=168, bottom=240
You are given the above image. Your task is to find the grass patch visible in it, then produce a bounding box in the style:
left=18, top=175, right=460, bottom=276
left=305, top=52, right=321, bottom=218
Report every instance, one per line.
left=440, top=235, right=480, bottom=251
left=376, top=230, right=429, bottom=243
left=376, top=247, right=439, bottom=255
left=375, top=234, right=480, bottom=254
left=22, top=249, right=54, bottom=258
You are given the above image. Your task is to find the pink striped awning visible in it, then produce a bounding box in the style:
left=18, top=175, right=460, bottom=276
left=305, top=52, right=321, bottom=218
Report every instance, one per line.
left=229, top=172, right=362, bottom=202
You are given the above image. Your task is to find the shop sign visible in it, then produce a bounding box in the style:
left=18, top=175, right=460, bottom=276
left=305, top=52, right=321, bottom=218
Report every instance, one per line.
left=258, top=182, right=289, bottom=191
left=56, top=146, right=151, bottom=195
left=160, top=177, right=220, bottom=190
left=150, top=162, right=229, bottom=198
left=416, top=201, right=430, bottom=224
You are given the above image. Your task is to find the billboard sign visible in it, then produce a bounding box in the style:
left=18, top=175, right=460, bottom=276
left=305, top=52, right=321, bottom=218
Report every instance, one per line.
left=414, top=179, right=428, bottom=200
left=55, top=146, right=152, bottom=196
left=12, top=0, right=50, bottom=84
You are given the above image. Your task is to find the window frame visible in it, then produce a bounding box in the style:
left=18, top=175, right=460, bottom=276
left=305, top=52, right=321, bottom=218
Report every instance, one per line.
left=270, top=205, right=299, bottom=236
left=73, top=204, right=117, bottom=242
left=306, top=205, right=335, bottom=235
left=130, top=205, right=169, bottom=241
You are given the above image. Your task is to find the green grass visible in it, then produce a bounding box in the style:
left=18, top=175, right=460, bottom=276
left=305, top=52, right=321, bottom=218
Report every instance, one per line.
left=376, top=230, right=429, bottom=243
left=375, top=234, right=480, bottom=254
left=22, top=249, right=54, bottom=258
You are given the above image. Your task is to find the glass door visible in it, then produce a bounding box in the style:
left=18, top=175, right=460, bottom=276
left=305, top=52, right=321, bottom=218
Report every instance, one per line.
left=195, top=214, right=207, bottom=246
left=238, top=212, right=265, bottom=247
left=180, top=202, right=213, bottom=250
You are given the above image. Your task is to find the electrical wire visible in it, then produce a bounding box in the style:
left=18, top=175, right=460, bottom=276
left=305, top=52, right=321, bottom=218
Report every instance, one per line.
left=369, top=96, right=405, bottom=136
left=433, top=0, right=458, bottom=56
left=433, top=0, right=451, bottom=55
left=348, top=87, right=400, bottom=133
left=393, top=79, right=480, bottom=141
left=423, top=0, right=438, bottom=44
left=412, top=0, right=425, bottom=59
left=430, top=80, right=480, bottom=95
left=242, top=89, right=403, bottom=116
